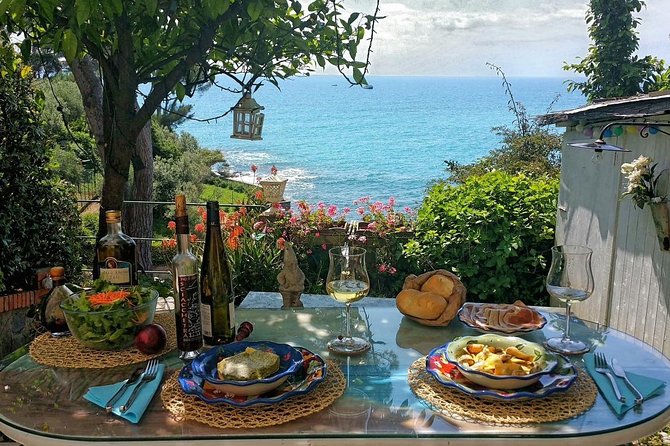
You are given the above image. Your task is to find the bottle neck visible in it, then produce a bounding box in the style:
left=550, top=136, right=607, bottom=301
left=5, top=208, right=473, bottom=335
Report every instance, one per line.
left=106, top=221, right=122, bottom=235
left=176, top=233, right=191, bottom=254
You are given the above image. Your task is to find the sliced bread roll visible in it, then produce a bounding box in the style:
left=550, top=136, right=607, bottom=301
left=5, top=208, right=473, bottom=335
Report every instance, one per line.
left=396, top=289, right=447, bottom=320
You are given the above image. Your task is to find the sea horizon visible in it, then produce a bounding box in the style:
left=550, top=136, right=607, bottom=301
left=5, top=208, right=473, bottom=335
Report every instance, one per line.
left=180, top=75, right=585, bottom=211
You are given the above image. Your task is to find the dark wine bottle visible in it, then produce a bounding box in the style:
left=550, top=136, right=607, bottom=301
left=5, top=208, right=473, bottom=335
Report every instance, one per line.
left=93, top=210, right=137, bottom=286
left=172, top=194, right=203, bottom=360
left=39, top=266, right=73, bottom=337
left=200, top=201, right=236, bottom=345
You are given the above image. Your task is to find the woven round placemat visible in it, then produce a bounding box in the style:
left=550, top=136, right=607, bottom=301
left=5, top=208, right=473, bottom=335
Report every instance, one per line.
left=408, top=357, right=596, bottom=425
left=29, top=312, right=177, bottom=368
left=161, top=360, right=345, bottom=429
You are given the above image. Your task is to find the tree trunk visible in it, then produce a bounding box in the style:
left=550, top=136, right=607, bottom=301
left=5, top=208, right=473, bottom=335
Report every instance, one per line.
left=125, top=121, right=154, bottom=271
left=69, top=56, right=105, bottom=164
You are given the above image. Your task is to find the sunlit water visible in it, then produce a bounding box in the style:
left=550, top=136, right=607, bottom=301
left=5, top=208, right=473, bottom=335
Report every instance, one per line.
left=179, top=75, right=584, bottom=210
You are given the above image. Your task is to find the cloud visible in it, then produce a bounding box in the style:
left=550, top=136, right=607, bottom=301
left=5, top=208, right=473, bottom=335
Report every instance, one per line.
left=344, top=0, right=669, bottom=76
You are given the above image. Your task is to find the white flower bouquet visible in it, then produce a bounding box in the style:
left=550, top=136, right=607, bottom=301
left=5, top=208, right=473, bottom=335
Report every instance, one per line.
left=621, top=156, right=666, bottom=209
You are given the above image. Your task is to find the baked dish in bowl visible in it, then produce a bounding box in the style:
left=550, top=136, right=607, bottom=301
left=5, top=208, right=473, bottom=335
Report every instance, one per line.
left=190, top=341, right=303, bottom=396
left=439, top=334, right=558, bottom=390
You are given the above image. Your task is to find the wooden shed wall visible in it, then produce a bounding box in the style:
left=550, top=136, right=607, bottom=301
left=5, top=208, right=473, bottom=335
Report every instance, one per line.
left=557, top=124, right=670, bottom=356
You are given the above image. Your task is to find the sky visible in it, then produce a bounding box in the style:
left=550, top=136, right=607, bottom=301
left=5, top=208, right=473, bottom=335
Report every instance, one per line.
left=343, top=0, right=670, bottom=77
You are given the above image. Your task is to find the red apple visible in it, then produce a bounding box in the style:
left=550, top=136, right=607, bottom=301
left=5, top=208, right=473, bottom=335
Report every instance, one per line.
left=135, top=323, right=167, bottom=354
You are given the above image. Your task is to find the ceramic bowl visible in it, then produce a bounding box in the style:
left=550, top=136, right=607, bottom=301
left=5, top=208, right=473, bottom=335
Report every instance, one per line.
left=442, top=334, right=558, bottom=390
left=190, top=341, right=304, bottom=396
left=60, top=288, right=158, bottom=351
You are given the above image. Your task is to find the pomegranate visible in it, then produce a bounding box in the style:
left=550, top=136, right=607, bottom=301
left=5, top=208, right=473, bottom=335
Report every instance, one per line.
left=135, top=323, right=167, bottom=354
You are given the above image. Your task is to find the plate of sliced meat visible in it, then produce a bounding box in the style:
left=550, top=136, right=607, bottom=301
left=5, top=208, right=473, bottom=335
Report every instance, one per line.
left=457, top=301, right=547, bottom=334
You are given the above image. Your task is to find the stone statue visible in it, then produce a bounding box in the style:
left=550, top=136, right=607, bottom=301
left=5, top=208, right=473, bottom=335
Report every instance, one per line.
left=277, top=242, right=305, bottom=309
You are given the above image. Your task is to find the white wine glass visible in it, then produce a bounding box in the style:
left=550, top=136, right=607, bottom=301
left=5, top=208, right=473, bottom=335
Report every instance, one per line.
left=326, top=246, right=371, bottom=355
left=545, top=245, right=594, bottom=355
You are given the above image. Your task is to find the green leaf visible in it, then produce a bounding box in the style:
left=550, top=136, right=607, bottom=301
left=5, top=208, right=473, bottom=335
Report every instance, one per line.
left=76, top=0, right=91, bottom=24
left=352, top=67, right=364, bottom=84
left=19, top=38, right=31, bottom=60
left=62, top=29, right=78, bottom=61
left=291, top=0, right=300, bottom=14
left=247, top=0, right=263, bottom=20
left=145, top=0, right=157, bottom=15
left=175, top=82, right=185, bottom=101
left=111, top=0, right=122, bottom=15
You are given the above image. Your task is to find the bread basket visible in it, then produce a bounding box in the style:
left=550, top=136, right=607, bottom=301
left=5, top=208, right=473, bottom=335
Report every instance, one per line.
left=396, top=269, right=466, bottom=326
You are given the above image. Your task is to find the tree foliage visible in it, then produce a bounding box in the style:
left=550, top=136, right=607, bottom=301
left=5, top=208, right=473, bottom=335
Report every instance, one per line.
left=1, top=0, right=379, bottom=220
left=0, top=37, right=82, bottom=292
left=564, top=0, right=668, bottom=100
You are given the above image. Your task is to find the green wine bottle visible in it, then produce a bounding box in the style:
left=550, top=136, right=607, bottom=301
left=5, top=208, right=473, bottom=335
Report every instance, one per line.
left=200, top=201, right=236, bottom=345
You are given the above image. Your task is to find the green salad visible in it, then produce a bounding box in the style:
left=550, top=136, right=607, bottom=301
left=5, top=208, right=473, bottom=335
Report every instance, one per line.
left=60, top=281, right=158, bottom=350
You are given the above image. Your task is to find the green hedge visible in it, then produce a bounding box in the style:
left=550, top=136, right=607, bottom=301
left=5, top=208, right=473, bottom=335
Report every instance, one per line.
left=405, top=172, right=558, bottom=305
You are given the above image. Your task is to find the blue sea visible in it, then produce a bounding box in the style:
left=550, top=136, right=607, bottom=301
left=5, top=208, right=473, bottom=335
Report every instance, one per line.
left=180, top=76, right=585, bottom=211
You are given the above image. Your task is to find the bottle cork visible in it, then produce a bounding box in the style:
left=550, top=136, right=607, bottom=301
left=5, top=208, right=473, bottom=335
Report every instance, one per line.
left=49, top=266, right=65, bottom=279
left=175, top=194, right=187, bottom=217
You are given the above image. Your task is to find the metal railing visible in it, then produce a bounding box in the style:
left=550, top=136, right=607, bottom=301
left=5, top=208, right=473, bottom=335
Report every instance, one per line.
left=77, top=199, right=267, bottom=276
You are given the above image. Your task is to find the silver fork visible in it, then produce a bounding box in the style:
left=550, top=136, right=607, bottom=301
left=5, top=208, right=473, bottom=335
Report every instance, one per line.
left=594, top=353, right=625, bottom=403
left=120, top=359, right=159, bottom=412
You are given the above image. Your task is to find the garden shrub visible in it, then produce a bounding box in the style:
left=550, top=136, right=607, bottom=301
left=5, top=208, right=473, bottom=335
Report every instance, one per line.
left=0, top=56, right=82, bottom=292
left=405, top=171, right=558, bottom=305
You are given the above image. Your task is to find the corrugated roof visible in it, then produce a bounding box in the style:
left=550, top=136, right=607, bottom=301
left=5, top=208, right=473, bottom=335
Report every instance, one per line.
left=537, top=91, right=670, bottom=126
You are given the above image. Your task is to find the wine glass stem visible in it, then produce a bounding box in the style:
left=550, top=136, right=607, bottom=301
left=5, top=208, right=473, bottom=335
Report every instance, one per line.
left=345, top=303, right=352, bottom=339
left=563, top=301, right=573, bottom=341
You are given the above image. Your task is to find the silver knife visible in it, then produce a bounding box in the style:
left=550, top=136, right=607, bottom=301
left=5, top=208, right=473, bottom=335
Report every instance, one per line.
left=105, top=367, right=143, bottom=412
left=610, top=358, right=644, bottom=405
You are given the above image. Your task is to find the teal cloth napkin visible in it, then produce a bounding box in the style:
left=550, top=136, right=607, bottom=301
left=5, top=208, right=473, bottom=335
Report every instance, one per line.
left=84, top=364, right=165, bottom=424
left=584, top=353, right=666, bottom=416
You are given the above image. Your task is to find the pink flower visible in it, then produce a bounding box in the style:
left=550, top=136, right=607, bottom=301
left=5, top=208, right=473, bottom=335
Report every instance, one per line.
left=255, top=190, right=263, bottom=200
left=359, top=196, right=370, bottom=204
left=253, top=221, right=266, bottom=231
left=371, top=201, right=384, bottom=213
left=271, top=165, right=278, bottom=175
left=378, top=264, right=387, bottom=273
left=357, top=236, right=367, bottom=243
left=277, top=237, right=286, bottom=250
left=404, top=206, right=413, bottom=214
left=388, top=197, right=396, bottom=207
left=194, top=223, right=205, bottom=233
left=343, top=207, right=351, bottom=214
left=315, top=232, right=320, bottom=238
left=317, top=201, right=325, bottom=210
left=321, top=243, right=327, bottom=250
left=289, top=216, right=298, bottom=224
left=357, top=207, right=365, bottom=216
left=306, top=249, right=313, bottom=254
left=167, top=221, right=176, bottom=231
left=190, top=234, right=198, bottom=243
left=368, top=221, right=377, bottom=231
left=327, top=205, right=337, bottom=217
left=389, top=266, right=397, bottom=275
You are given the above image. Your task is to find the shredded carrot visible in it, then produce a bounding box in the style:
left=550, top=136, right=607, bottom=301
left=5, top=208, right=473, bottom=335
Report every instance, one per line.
left=87, top=290, right=131, bottom=307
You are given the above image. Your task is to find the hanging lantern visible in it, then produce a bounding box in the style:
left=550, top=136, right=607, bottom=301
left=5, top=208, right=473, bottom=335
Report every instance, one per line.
left=231, top=92, right=265, bottom=140
left=259, top=166, right=287, bottom=216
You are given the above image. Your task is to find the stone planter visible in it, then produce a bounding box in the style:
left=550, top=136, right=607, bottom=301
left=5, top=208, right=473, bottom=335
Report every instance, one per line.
left=649, top=201, right=670, bottom=251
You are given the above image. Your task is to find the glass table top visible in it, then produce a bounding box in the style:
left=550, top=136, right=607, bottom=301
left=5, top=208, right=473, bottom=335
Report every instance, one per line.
left=1, top=305, right=669, bottom=445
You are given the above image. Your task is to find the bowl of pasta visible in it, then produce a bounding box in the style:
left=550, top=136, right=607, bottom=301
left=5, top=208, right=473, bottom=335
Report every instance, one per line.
left=441, top=334, right=558, bottom=390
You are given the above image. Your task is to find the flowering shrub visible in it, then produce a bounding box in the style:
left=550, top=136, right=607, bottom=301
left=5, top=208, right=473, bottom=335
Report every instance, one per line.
left=621, top=156, right=667, bottom=209
left=159, top=196, right=416, bottom=301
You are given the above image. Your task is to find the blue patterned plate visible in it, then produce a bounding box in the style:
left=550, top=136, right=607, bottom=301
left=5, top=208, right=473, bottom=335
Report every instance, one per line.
left=425, top=345, right=576, bottom=401
left=179, top=347, right=327, bottom=406
left=190, top=340, right=303, bottom=396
